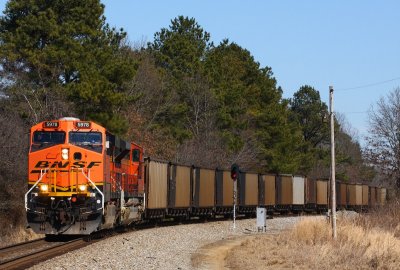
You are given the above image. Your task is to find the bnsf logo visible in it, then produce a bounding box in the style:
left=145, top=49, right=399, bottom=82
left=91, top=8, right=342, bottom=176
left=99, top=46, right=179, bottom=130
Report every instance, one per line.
left=30, top=161, right=101, bottom=173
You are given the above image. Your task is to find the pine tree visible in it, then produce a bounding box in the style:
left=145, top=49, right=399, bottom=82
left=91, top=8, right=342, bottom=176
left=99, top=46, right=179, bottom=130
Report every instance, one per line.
left=0, top=0, right=137, bottom=134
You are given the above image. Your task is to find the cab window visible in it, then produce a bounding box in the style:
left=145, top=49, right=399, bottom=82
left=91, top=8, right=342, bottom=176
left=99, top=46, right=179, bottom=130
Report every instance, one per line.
left=31, top=131, right=65, bottom=152
left=132, top=149, right=140, bottom=162
left=69, top=132, right=102, bottom=153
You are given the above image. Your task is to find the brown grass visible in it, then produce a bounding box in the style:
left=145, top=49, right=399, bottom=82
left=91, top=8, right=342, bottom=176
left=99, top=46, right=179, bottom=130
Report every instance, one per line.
left=226, top=200, right=400, bottom=269
left=353, top=200, right=400, bottom=238
left=0, top=223, right=40, bottom=248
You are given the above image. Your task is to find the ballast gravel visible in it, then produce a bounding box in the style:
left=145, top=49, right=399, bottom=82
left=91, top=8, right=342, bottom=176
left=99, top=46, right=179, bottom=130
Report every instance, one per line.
left=29, top=216, right=305, bottom=270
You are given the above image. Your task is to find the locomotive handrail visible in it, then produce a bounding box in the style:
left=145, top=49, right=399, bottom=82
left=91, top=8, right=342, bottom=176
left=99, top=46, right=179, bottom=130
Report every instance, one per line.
left=143, top=192, right=146, bottom=210
left=80, top=169, right=105, bottom=214
left=25, top=169, right=48, bottom=211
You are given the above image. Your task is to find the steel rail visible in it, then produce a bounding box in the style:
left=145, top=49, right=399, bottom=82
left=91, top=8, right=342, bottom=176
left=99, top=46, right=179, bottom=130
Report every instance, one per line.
left=0, top=238, right=45, bottom=252
left=0, top=238, right=88, bottom=270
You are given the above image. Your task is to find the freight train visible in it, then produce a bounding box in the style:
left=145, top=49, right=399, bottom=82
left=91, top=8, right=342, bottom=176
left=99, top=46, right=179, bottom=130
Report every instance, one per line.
left=26, top=118, right=387, bottom=235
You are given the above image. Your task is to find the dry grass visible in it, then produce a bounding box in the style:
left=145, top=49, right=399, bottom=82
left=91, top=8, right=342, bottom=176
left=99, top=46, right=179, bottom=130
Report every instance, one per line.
left=353, top=200, right=400, bottom=238
left=0, top=204, right=41, bottom=248
left=0, top=223, right=40, bottom=248
left=226, top=200, right=400, bottom=269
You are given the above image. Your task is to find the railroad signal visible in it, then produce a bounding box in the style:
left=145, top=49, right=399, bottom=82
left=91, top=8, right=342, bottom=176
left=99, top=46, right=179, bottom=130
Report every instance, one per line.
left=231, top=164, right=239, bottom=180
left=230, top=163, right=239, bottom=230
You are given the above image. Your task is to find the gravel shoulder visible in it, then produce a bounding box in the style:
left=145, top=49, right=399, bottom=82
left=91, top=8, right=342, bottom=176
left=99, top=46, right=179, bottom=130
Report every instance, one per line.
left=29, top=216, right=303, bottom=270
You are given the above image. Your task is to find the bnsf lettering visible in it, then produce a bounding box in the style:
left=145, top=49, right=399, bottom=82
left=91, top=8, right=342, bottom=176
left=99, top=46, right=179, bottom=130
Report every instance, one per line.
left=34, top=161, right=50, bottom=168
left=31, top=160, right=101, bottom=173
left=51, top=161, right=69, bottom=168
left=87, top=161, right=101, bottom=168
left=35, top=161, right=69, bottom=168
left=72, top=161, right=86, bottom=168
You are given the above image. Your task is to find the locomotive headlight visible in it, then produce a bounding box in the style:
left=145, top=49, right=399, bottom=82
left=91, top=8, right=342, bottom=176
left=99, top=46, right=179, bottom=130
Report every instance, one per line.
left=40, top=184, right=49, bottom=192
left=78, top=184, right=87, bottom=192
left=61, top=148, right=69, bottom=160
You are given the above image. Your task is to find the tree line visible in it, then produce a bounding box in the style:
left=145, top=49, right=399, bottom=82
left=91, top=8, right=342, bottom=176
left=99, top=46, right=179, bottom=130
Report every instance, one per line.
left=0, top=0, right=394, bottom=231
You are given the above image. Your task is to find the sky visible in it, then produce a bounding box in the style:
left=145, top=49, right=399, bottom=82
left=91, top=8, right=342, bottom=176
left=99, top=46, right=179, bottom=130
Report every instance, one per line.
left=1, top=0, right=400, bottom=145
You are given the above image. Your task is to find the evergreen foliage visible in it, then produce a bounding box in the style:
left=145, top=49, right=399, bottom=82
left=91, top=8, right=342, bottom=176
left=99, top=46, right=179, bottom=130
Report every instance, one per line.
left=146, top=16, right=213, bottom=143
left=205, top=40, right=307, bottom=172
left=290, top=85, right=329, bottom=147
left=0, top=0, right=137, bottom=134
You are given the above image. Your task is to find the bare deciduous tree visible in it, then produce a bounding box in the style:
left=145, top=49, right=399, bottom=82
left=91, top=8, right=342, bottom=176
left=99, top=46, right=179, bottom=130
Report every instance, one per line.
left=364, top=88, right=400, bottom=190
left=0, top=106, right=29, bottom=232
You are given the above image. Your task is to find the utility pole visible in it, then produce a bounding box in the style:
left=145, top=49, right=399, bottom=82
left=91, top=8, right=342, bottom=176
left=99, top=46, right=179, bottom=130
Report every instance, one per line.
left=329, top=86, right=337, bottom=239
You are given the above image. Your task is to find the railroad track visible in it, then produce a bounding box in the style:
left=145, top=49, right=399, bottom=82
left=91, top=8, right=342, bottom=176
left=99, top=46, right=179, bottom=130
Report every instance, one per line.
left=0, top=237, right=92, bottom=270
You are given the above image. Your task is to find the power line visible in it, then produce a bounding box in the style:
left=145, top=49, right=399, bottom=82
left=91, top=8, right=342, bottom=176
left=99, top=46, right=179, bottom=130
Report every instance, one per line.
left=341, top=111, right=368, bottom=114
left=336, top=76, right=400, bottom=91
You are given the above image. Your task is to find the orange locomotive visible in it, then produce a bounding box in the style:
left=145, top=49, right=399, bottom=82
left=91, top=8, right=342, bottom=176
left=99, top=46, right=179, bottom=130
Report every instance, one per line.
left=26, top=117, right=144, bottom=235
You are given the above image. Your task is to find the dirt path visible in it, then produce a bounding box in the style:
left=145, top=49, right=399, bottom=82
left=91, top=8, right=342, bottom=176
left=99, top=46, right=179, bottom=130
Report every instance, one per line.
left=190, top=216, right=302, bottom=269
left=191, top=235, right=257, bottom=269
